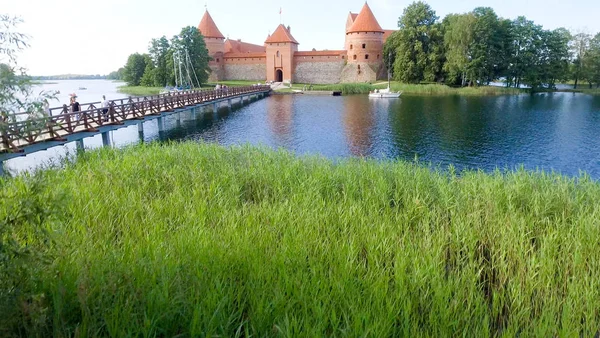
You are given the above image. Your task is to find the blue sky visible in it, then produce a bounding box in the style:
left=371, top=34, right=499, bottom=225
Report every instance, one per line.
left=4, top=0, right=599, bottom=76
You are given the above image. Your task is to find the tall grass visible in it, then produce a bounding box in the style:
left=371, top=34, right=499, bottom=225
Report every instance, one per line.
left=1, top=142, right=600, bottom=336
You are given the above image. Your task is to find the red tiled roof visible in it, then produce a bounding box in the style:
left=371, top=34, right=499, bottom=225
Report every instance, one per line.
left=295, top=50, right=346, bottom=56
left=224, top=52, right=266, bottom=58
left=265, top=24, right=299, bottom=44
left=350, top=13, right=358, bottom=21
left=347, top=3, right=384, bottom=34
left=198, top=11, right=225, bottom=39
left=225, top=39, right=265, bottom=54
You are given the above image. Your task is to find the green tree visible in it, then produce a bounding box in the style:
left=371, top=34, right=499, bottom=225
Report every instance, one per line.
left=571, top=32, right=591, bottom=89
left=140, top=54, right=156, bottom=87
left=442, top=13, right=476, bottom=86
left=148, top=36, right=170, bottom=87
left=122, top=53, right=148, bottom=86
left=469, top=7, right=504, bottom=85
left=543, top=28, right=571, bottom=88
left=170, top=26, right=211, bottom=87
left=587, top=33, right=600, bottom=88
left=1, top=15, right=56, bottom=142
left=389, top=1, right=440, bottom=83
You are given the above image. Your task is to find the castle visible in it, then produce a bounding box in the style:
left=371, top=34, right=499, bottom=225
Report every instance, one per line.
left=198, top=3, right=395, bottom=84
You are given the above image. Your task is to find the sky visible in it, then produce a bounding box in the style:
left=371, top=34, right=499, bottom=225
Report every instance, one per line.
left=3, top=0, right=600, bottom=76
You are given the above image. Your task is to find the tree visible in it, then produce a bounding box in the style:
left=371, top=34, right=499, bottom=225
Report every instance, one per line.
left=469, top=7, right=505, bottom=85
left=140, top=55, right=156, bottom=87
left=571, top=32, right=591, bottom=89
left=389, top=1, right=440, bottom=83
left=148, top=36, right=170, bottom=87
left=442, top=13, right=476, bottom=86
left=170, top=26, right=211, bottom=87
left=122, top=53, right=148, bottom=86
left=1, top=15, right=55, bottom=136
left=587, top=33, right=600, bottom=88
left=107, top=67, right=125, bottom=80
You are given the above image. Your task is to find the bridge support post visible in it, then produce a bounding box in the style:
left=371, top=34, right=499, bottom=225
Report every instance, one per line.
left=138, top=122, right=144, bottom=142
left=75, top=139, right=84, bottom=152
left=213, top=102, right=218, bottom=113
left=101, top=131, right=110, bottom=147
left=176, top=113, right=181, bottom=128
left=191, top=108, right=196, bottom=120
left=228, top=99, right=232, bottom=109
left=157, top=117, right=164, bottom=132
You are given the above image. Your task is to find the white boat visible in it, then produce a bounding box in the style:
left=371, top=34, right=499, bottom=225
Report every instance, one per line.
left=369, top=86, right=401, bottom=98
left=369, top=52, right=402, bottom=99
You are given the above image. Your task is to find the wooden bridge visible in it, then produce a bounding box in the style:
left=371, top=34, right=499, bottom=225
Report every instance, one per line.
left=0, top=85, right=271, bottom=171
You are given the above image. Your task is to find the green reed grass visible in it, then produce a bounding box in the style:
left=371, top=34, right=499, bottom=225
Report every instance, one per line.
left=1, top=142, right=600, bottom=336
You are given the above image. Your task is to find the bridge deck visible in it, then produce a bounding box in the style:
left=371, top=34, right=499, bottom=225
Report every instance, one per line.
left=0, top=86, right=270, bottom=160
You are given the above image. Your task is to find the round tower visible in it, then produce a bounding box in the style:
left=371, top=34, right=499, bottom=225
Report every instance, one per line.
left=198, top=10, right=225, bottom=81
left=345, top=3, right=384, bottom=65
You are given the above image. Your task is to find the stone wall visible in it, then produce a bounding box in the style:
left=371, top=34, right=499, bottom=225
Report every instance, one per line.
left=340, top=62, right=384, bottom=83
left=223, top=63, right=266, bottom=81
left=208, top=64, right=224, bottom=82
left=293, top=61, right=346, bottom=84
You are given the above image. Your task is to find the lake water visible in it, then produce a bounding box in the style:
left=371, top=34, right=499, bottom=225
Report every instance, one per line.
left=5, top=80, right=600, bottom=179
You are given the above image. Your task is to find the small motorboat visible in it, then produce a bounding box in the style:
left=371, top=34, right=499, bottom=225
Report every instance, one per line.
left=78, top=87, right=87, bottom=90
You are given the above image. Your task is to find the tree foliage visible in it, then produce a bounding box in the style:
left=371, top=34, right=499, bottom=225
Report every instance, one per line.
left=117, top=26, right=211, bottom=88
left=0, top=15, right=56, bottom=133
left=385, top=3, right=599, bottom=90
left=122, top=53, right=148, bottom=86
left=390, top=1, right=442, bottom=83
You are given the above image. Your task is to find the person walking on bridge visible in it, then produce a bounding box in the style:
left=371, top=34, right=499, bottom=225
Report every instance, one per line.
left=101, top=95, right=110, bottom=122
left=70, top=94, right=80, bottom=120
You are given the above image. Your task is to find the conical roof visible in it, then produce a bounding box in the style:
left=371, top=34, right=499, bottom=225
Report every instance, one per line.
left=347, top=3, right=384, bottom=34
left=265, top=24, right=299, bottom=44
left=198, top=10, right=225, bottom=39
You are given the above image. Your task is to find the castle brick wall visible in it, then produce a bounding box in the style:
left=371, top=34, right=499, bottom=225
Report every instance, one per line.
left=340, top=62, right=383, bottom=83
left=293, top=60, right=346, bottom=84
left=223, top=62, right=267, bottom=81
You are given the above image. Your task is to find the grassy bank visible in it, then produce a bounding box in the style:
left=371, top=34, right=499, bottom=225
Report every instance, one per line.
left=2, top=143, right=600, bottom=336
left=117, top=85, right=163, bottom=96
left=283, top=82, right=524, bottom=96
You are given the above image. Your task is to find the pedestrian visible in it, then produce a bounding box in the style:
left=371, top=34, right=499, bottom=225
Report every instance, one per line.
left=42, top=99, right=51, bottom=116
left=101, top=95, right=110, bottom=122
left=70, top=94, right=80, bottom=120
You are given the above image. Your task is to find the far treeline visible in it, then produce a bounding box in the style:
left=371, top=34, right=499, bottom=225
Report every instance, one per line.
left=386, top=1, right=600, bottom=89
left=112, top=26, right=211, bottom=88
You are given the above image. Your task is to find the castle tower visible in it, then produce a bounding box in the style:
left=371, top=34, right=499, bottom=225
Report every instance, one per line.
left=265, top=25, right=299, bottom=83
left=345, top=3, right=384, bottom=65
left=198, top=10, right=225, bottom=81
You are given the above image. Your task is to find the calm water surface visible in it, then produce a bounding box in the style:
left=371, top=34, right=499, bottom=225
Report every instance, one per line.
left=6, top=80, right=600, bottom=179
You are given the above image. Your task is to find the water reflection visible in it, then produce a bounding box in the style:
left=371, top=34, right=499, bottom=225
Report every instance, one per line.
left=6, top=91, right=600, bottom=179
left=343, top=96, right=374, bottom=156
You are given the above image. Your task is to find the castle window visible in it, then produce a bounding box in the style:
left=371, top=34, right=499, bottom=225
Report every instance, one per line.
left=377, top=54, right=380, bottom=60
left=353, top=55, right=357, bottom=60
left=362, top=44, right=366, bottom=49
left=277, top=51, right=280, bottom=57
left=365, top=55, right=369, bottom=60
left=216, top=58, right=220, bottom=63
left=350, top=44, right=353, bottom=50
left=342, top=56, right=345, bottom=59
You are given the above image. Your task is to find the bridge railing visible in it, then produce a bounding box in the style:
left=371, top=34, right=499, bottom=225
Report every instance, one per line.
left=0, top=85, right=271, bottom=153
